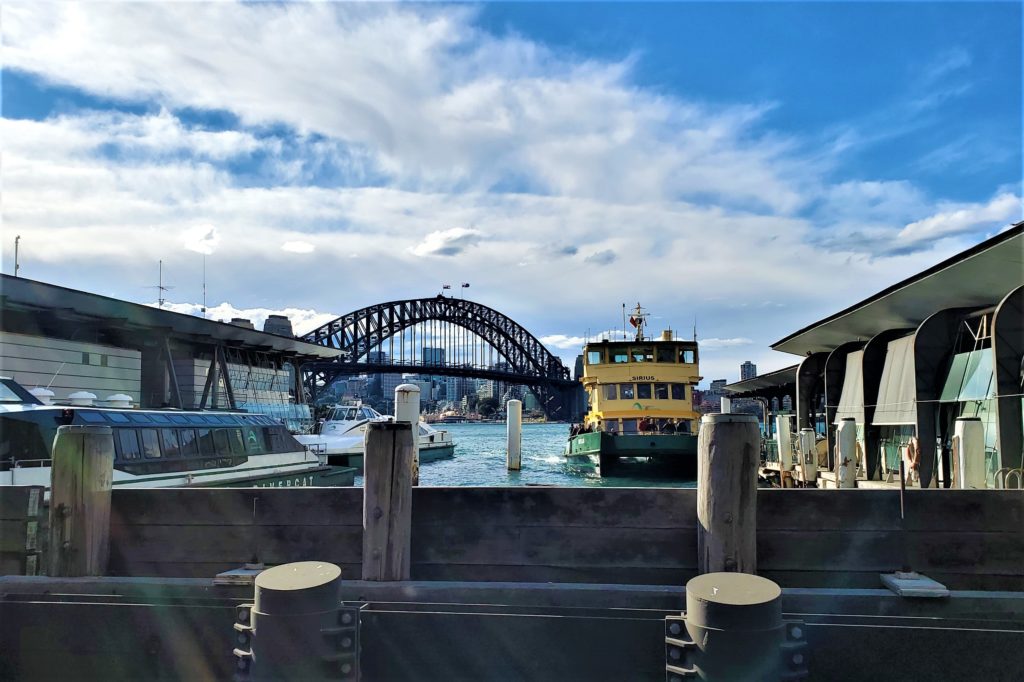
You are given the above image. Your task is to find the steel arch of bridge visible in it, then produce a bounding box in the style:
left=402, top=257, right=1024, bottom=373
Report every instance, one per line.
left=300, top=296, right=578, bottom=419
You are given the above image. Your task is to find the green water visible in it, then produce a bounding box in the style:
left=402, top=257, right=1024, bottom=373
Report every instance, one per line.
left=411, top=422, right=697, bottom=488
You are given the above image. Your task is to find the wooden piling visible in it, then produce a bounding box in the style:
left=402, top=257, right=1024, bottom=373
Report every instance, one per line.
left=48, top=425, right=115, bottom=577
left=697, top=413, right=759, bottom=575
left=362, top=422, right=414, bottom=581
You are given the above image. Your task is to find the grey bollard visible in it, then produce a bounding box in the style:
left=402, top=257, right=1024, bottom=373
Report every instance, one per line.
left=48, top=425, right=115, bottom=577
left=234, top=561, right=359, bottom=681
left=697, top=413, right=759, bottom=574
left=665, top=573, right=808, bottom=681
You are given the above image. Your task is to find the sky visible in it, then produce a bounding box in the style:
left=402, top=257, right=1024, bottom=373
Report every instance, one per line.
left=2, top=2, right=1021, bottom=387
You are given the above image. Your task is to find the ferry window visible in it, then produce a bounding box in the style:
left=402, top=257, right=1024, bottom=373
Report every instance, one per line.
left=621, top=418, right=638, bottom=434
left=197, top=428, right=213, bottom=455
left=139, top=429, right=161, bottom=458
left=671, top=384, right=686, bottom=400
left=631, top=347, right=653, bottom=362
left=603, top=384, right=617, bottom=400
left=106, top=412, right=130, bottom=423
left=656, top=347, right=675, bottom=363
left=654, top=383, right=669, bottom=400
left=243, top=427, right=265, bottom=455
left=179, top=429, right=199, bottom=456
left=587, top=350, right=604, bottom=365
left=159, top=429, right=181, bottom=457
left=169, top=415, right=188, bottom=424
left=618, top=384, right=635, bottom=400
left=637, top=383, right=652, bottom=400
left=611, top=349, right=629, bottom=363
left=78, top=411, right=106, bottom=423
left=116, top=429, right=142, bottom=460
left=603, top=420, right=619, bottom=434
left=227, top=429, right=246, bottom=455
left=128, top=413, right=151, bottom=424
left=679, top=348, right=696, bottom=364
left=213, top=428, right=232, bottom=456
left=150, top=414, right=170, bottom=424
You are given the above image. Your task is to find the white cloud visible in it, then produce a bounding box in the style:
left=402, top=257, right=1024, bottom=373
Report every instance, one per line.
left=539, top=334, right=587, bottom=350
left=411, top=228, right=483, bottom=257
left=183, top=225, right=219, bottom=255
left=281, top=241, right=315, bottom=254
left=153, top=301, right=338, bottom=336
left=699, top=337, right=754, bottom=350
left=897, top=192, right=1022, bottom=246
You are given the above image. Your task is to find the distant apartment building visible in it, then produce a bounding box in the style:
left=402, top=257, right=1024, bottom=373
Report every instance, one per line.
left=421, top=347, right=445, bottom=366
left=740, top=361, right=757, bottom=381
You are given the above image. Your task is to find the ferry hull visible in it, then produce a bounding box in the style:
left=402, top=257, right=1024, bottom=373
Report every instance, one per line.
left=211, top=465, right=357, bottom=488
left=326, top=443, right=455, bottom=474
left=565, top=432, right=698, bottom=475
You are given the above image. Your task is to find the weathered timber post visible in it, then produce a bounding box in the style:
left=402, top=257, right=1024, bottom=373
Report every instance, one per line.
left=233, top=561, right=359, bottom=681
left=836, top=418, right=857, bottom=489
left=697, top=413, right=759, bottom=575
left=506, top=399, right=522, bottom=471
left=362, top=422, right=413, bottom=581
left=48, top=425, right=114, bottom=577
left=394, top=383, right=421, bottom=486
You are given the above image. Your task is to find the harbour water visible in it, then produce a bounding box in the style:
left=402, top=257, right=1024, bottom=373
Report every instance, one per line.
left=357, top=422, right=697, bottom=488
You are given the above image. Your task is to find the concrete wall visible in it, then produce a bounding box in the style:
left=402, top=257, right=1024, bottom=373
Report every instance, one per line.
left=106, top=487, right=1024, bottom=590
left=0, top=331, right=141, bottom=403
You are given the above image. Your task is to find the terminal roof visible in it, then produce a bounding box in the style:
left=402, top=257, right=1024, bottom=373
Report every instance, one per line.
left=772, top=222, right=1023, bottom=356
left=0, top=274, right=341, bottom=360
left=722, top=364, right=798, bottom=397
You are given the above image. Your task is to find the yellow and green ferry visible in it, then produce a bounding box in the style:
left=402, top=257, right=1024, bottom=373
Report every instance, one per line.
left=565, top=305, right=701, bottom=475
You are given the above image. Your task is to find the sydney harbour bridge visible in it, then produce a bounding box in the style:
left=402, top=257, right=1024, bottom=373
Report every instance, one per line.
left=300, top=296, right=583, bottom=420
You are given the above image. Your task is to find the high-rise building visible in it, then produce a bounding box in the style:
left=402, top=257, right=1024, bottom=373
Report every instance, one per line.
left=422, top=347, right=445, bottom=366
left=740, top=361, right=757, bottom=381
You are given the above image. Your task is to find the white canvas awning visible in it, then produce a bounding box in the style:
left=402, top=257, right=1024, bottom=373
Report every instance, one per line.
left=872, top=335, right=917, bottom=426
left=834, top=350, right=865, bottom=425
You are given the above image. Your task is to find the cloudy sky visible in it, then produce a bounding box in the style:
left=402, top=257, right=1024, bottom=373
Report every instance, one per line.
left=3, top=2, right=1021, bottom=386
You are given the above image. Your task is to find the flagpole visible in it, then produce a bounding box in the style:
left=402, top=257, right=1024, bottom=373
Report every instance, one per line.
left=622, top=303, right=626, bottom=341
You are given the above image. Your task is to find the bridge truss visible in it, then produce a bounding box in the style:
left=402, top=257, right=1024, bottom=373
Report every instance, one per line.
left=300, top=296, right=581, bottom=420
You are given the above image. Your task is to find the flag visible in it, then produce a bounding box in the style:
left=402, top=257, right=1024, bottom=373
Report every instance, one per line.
left=443, top=284, right=451, bottom=289
left=461, top=282, right=470, bottom=288
left=629, top=316, right=638, bottom=328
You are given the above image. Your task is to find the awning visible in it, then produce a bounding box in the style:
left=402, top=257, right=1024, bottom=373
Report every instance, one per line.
left=872, top=335, right=917, bottom=426
left=940, top=349, right=996, bottom=402
left=834, top=350, right=865, bottom=424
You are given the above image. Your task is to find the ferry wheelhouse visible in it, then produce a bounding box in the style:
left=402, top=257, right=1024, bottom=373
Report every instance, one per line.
left=0, top=377, right=355, bottom=493
left=566, top=306, right=701, bottom=474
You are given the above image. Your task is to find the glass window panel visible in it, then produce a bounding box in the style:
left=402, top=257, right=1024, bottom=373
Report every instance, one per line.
left=169, top=415, right=188, bottom=424
left=671, top=384, right=686, bottom=400
left=679, top=349, right=696, bottom=363
left=106, top=412, right=130, bottom=423
left=150, top=414, right=170, bottom=424
left=228, top=429, right=246, bottom=455
left=128, top=413, right=151, bottom=423
left=179, top=429, right=199, bottom=456
left=637, top=384, right=652, bottom=399
left=186, top=415, right=206, bottom=424
left=197, top=428, right=213, bottom=455
left=603, top=419, right=619, bottom=434
left=587, top=350, right=604, bottom=365
left=621, top=418, right=638, bottom=434
left=619, top=384, right=635, bottom=400
left=940, top=352, right=970, bottom=402
left=213, top=428, right=232, bottom=455
left=654, top=383, right=669, bottom=399
left=243, top=427, right=265, bottom=455
left=159, top=429, right=180, bottom=457
left=631, top=347, right=653, bottom=362
left=656, top=347, right=674, bottom=363
left=116, top=429, right=141, bottom=460
left=603, top=384, right=617, bottom=401
left=140, top=429, right=161, bottom=458
left=611, top=349, right=629, bottom=363
left=958, top=350, right=995, bottom=401
left=78, top=411, right=106, bottom=423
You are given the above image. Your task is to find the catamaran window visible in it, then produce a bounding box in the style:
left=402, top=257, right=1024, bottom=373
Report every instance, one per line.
left=678, top=348, right=696, bottom=364
left=618, top=384, right=635, bottom=400
left=150, top=414, right=170, bottom=424
left=179, top=429, right=199, bottom=456
left=621, top=419, right=638, bottom=434
left=78, top=411, right=106, bottom=423
left=169, top=415, right=188, bottom=424
left=344, top=408, right=358, bottom=420
left=116, top=429, right=142, bottom=460
left=611, top=349, right=629, bottom=363
left=671, top=384, right=686, bottom=400
left=637, top=384, right=652, bottom=399
left=139, top=429, right=161, bottom=458
left=202, top=415, right=220, bottom=424
left=0, top=383, right=23, bottom=403
left=587, top=350, right=604, bottom=365
left=243, top=427, right=265, bottom=455
left=159, top=429, right=181, bottom=457
left=360, top=408, right=376, bottom=420
left=631, top=347, right=653, bottom=362
left=654, top=383, right=669, bottom=399
left=128, top=413, right=152, bottom=424
left=186, top=415, right=206, bottom=425
left=656, top=347, right=675, bottom=363
left=213, top=428, right=232, bottom=456
left=228, top=429, right=246, bottom=455
left=603, top=384, right=617, bottom=400
left=197, top=429, right=213, bottom=455
left=106, top=412, right=130, bottom=423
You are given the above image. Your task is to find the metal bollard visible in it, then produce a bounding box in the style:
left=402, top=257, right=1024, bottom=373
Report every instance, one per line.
left=665, top=573, right=807, bottom=681
left=234, top=561, right=359, bottom=681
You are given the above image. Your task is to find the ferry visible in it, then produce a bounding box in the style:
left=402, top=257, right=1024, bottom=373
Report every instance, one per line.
left=0, top=377, right=356, bottom=493
left=296, top=401, right=455, bottom=472
left=565, top=305, right=701, bottom=474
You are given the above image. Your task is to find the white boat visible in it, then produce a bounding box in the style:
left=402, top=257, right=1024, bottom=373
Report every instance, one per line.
left=295, top=402, right=455, bottom=472
left=0, top=377, right=356, bottom=495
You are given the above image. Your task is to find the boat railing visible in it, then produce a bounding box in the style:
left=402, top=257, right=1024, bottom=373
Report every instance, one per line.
left=995, top=467, right=1024, bottom=490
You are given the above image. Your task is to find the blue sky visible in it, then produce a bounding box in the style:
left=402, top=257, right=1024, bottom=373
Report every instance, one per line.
left=2, top=2, right=1021, bottom=385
